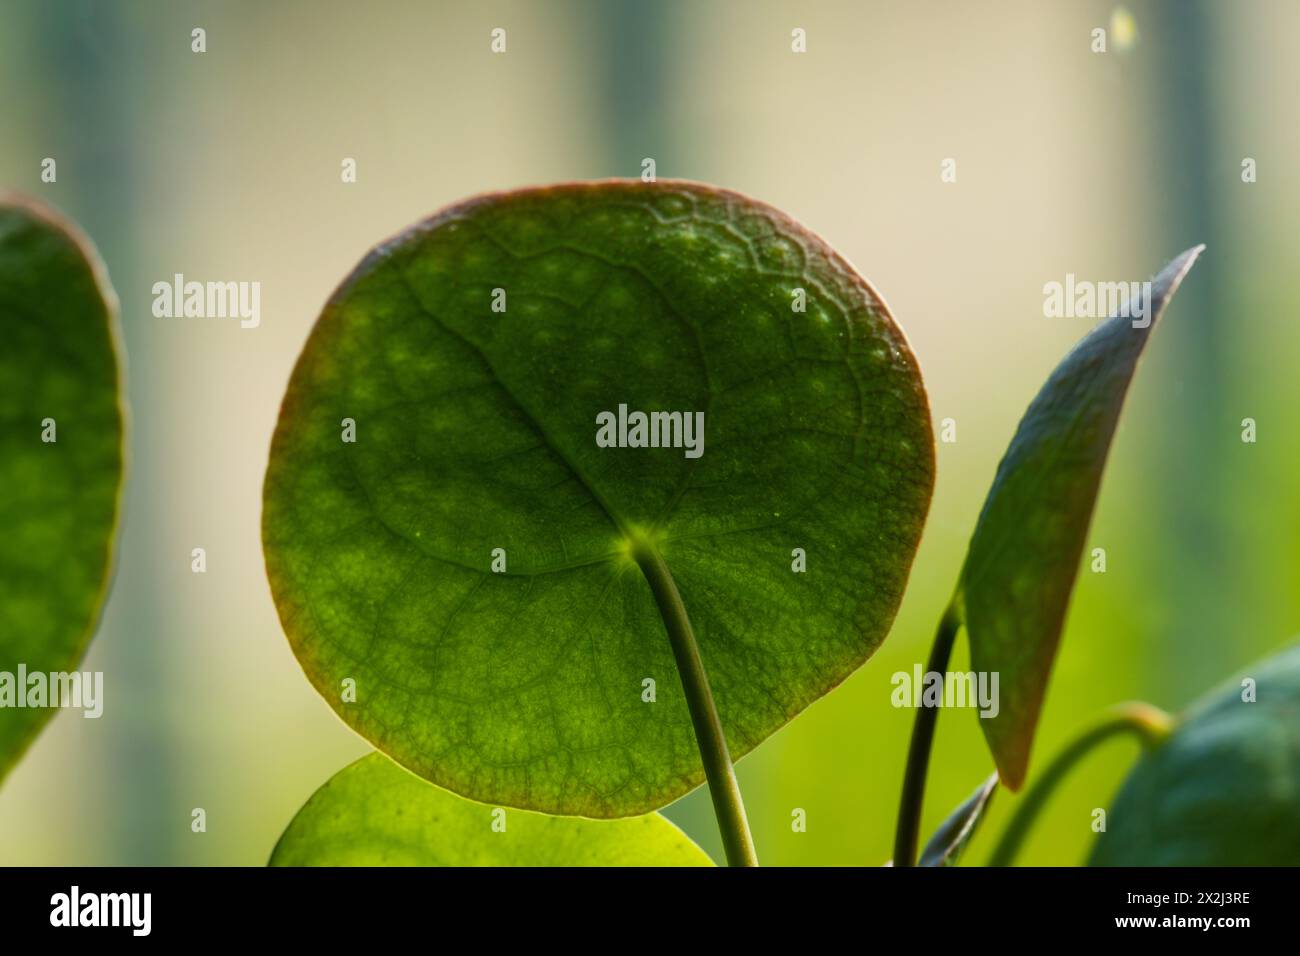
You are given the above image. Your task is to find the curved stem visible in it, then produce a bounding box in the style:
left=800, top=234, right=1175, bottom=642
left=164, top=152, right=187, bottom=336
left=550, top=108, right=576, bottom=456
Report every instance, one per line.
left=892, top=604, right=961, bottom=867
left=632, top=540, right=758, bottom=867
left=987, top=702, right=1174, bottom=867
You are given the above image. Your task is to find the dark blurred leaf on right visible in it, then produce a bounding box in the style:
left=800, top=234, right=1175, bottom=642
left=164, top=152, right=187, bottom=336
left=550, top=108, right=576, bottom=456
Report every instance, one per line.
left=1091, top=641, right=1300, bottom=866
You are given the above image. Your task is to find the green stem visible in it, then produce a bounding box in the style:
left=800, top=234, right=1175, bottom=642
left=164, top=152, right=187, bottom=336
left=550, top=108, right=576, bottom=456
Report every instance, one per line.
left=892, top=604, right=961, bottom=867
left=987, top=702, right=1174, bottom=867
left=632, top=540, right=758, bottom=867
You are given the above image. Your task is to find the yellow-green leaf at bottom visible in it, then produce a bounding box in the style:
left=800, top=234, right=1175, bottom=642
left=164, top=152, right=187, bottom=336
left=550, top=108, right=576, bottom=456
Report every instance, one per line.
left=270, top=753, right=714, bottom=867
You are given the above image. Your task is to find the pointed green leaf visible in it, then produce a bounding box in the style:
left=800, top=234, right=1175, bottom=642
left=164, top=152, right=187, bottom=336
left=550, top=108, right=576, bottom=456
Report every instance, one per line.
left=919, top=771, right=999, bottom=867
left=958, top=247, right=1203, bottom=789
left=1090, top=641, right=1300, bottom=866
left=270, top=753, right=714, bottom=866
left=262, top=180, right=934, bottom=816
left=0, top=196, right=123, bottom=783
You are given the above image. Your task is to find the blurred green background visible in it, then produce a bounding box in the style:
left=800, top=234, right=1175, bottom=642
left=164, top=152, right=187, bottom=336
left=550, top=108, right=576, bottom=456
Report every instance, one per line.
left=1, top=0, right=1296, bottom=866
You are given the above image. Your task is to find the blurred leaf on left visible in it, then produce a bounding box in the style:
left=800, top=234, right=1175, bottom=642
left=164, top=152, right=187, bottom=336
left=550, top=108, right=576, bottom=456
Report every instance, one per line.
left=0, top=195, right=124, bottom=784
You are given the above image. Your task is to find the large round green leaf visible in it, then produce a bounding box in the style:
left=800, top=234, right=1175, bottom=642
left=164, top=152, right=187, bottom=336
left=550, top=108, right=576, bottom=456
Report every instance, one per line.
left=1090, top=641, right=1300, bottom=866
left=958, top=247, right=1202, bottom=790
left=263, top=180, right=933, bottom=816
left=0, top=196, right=123, bottom=784
left=270, top=753, right=713, bottom=866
